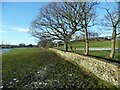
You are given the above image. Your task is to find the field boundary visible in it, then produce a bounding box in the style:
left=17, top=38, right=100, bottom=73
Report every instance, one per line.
left=49, top=48, right=120, bottom=87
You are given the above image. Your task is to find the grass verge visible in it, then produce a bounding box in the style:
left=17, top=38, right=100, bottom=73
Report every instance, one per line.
left=2, top=48, right=118, bottom=89
left=76, top=50, right=120, bottom=61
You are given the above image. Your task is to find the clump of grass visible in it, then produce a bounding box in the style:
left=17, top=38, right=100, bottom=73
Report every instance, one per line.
left=2, top=48, right=118, bottom=89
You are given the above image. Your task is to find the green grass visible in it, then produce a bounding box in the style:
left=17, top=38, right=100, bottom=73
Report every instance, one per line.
left=2, top=48, right=118, bottom=89
left=72, top=40, right=111, bottom=48
left=75, top=50, right=120, bottom=61
left=72, top=40, right=119, bottom=48
left=57, top=40, right=119, bottom=49
left=56, top=40, right=120, bottom=60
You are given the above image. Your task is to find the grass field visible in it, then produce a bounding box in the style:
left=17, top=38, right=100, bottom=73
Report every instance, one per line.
left=72, top=40, right=119, bottom=48
left=76, top=50, right=120, bottom=61
left=56, top=40, right=120, bottom=60
left=58, top=40, right=119, bottom=49
left=2, top=48, right=118, bottom=89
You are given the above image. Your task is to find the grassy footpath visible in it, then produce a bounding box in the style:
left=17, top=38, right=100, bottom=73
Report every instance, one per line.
left=2, top=48, right=118, bottom=89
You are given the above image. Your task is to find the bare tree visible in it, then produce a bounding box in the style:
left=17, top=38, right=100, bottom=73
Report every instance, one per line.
left=30, top=2, right=84, bottom=51
left=88, top=32, right=99, bottom=39
left=76, top=2, right=99, bottom=55
left=57, top=2, right=98, bottom=55
left=30, top=2, right=98, bottom=53
left=100, top=2, right=120, bottom=58
left=74, top=34, right=82, bottom=52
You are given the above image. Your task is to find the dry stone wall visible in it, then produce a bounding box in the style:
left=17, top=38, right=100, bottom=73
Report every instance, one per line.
left=49, top=48, right=120, bottom=87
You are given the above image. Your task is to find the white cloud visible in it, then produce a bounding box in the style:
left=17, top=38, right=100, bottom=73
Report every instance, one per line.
left=0, top=29, right=7, bottom=33
left=0, top=25, right=7, bottom=33
left=0, top=25, right=7, bottom=28
left=0, top=31, right=7, bottom=33
left=12, top=27, right=29, bottom=32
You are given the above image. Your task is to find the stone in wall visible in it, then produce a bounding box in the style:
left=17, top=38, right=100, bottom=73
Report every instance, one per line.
left=49, top=48, right=120, bottom=87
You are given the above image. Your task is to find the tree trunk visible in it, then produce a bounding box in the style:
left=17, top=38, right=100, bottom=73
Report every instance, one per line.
left=74, top=42, right=76, bottom=53
left=57, top=43, right=59, bottom=49
left=64, top=43, right=68, bottom=51
left=84, top=30, right=89, bottom=55
left=70, top=45, right=74, bottom=52
left=109, top=28, right=116, bottom=58
left=83, top=2, right=89, bottom=55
